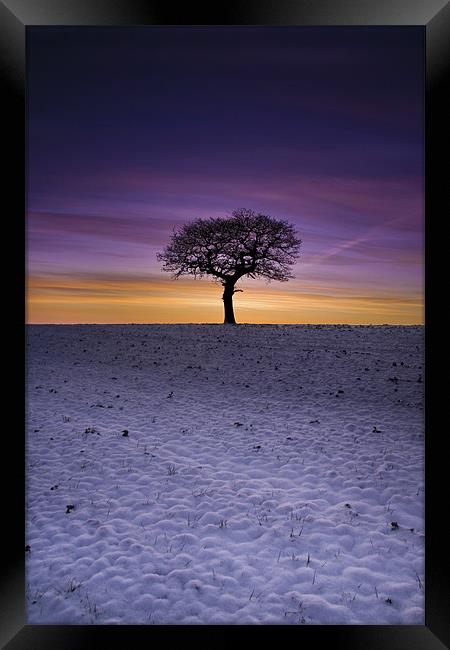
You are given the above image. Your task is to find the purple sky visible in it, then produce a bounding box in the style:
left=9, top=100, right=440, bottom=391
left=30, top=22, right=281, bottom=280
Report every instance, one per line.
left=26, top=27, right=424, bottom=323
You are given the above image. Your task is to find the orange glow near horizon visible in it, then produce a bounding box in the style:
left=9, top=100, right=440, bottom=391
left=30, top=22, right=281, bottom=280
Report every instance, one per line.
left=26, top=274, right=424, bottom=325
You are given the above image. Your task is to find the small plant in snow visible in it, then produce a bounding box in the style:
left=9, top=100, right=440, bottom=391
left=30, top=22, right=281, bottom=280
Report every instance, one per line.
left=193, top=487, right=210, bottom=498
left=168, top=465, right=177, bottom=475
left=415, top=572, right=423, bottom=589
left=65, top=578, right=83, bottom=593
left=284, top=597, right=306, bottom=623
left=28, top=588, right=44, bottom=606
left=187, top=513, right=200, bottom=528
left=83, top=594, right=101, bottom=622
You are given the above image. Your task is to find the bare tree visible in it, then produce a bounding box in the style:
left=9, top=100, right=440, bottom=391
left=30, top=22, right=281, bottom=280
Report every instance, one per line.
left=157, top=208, right=302, bottom=324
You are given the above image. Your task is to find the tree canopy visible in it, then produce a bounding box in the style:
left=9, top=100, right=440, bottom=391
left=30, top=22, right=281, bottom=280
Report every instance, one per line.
left=158, top=208, right=302, bottom=284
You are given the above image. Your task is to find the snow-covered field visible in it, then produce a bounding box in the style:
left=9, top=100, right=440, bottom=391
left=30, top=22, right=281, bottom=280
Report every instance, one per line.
left=25, top=324, right=424, bottom=625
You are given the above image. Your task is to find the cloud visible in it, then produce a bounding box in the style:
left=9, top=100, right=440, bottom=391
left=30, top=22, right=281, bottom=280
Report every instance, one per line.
left=27, top=210, right=181, bottom=246
left=27, top=267, right=423, bottom=322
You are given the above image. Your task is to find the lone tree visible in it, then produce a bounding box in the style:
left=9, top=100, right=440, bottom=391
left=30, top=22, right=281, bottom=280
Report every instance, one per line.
left=157, top=208, right=302, bottom=324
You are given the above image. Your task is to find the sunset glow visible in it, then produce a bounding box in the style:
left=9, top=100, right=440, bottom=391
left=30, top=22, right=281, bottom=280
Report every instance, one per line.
left=27, top=27, right=424, bottom=324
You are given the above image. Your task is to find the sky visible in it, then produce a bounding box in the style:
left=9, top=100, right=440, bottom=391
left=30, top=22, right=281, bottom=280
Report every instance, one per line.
left=26, top=26, right=424, bottom=324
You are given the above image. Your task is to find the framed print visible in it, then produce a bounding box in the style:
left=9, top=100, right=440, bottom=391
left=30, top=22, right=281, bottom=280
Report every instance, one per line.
left=2, top=0, right=449, bottom=647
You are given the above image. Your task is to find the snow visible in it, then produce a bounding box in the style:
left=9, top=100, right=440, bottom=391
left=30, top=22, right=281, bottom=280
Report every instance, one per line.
left=25, top=324, right=424, bottom=624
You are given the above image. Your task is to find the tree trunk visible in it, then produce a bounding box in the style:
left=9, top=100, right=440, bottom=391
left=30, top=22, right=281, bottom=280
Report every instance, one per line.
left=222, top=281, right=237, bottom=324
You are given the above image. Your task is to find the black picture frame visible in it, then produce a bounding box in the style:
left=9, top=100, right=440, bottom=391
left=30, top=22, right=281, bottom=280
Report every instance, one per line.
left=2, top=1, right=448, bottom=647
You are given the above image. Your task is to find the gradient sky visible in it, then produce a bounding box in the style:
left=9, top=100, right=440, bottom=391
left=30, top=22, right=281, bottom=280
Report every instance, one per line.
left=26, top=26, right=424, bottom=324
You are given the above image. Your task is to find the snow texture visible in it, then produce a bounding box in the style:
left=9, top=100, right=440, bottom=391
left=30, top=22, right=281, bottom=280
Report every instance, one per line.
left=26, top=324, right=424, bottom=625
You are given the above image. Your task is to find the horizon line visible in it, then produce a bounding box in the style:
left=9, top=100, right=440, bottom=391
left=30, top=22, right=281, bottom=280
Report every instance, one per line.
left=25, top=322, right=424, bottom=326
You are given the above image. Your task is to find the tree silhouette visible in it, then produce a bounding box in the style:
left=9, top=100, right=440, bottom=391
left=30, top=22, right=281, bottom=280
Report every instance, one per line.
left=157, top=208, right=302, bottom=324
